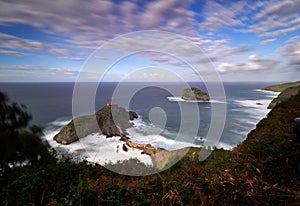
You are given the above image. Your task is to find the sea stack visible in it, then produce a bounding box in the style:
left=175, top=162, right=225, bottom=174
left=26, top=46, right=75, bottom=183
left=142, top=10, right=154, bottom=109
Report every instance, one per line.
left=182, top=88, right=210, bottom=101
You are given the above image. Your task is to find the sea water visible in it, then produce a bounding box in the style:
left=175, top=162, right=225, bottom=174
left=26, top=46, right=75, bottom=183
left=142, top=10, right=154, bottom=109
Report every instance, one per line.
left=0, top=82, right=279, bottom=164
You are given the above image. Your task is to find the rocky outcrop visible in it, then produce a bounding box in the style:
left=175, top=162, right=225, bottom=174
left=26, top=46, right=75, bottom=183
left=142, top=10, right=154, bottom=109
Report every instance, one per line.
left=129, top=111, right=138, bottom=120
left=54, top=104, right=138, bottom=145
left=263, top=81, right=300, bottom=92
left=182, top=88, right=210, bottom=101
left=267, top=86, right=300, bottom=109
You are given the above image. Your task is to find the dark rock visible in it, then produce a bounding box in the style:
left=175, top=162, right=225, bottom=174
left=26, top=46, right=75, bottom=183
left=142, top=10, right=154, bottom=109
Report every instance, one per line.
left=267, top=86, right=300, bottom=109
left=123, top=144, right=128, bottom=152
left=182, top=88, right=210, bottom=101
left=54, top=104, right=138, bottom=145
left=129, top=111, right=138, bottom=120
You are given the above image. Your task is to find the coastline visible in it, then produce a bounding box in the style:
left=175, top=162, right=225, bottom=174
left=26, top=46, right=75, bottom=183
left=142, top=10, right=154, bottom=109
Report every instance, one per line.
left=42, top=87, right=279, bottom=167
left=4, top=83, right=300, bottom=205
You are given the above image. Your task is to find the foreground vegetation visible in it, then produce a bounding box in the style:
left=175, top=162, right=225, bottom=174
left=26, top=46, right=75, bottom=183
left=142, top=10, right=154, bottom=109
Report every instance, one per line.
left=0, top=92, right=300, bottom=205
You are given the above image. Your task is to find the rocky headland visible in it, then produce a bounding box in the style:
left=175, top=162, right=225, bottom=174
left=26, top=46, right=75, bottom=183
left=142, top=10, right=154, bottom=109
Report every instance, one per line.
left=263, top=81, right=300, bottom=109
left=182, top=87, right=210, bottom=101
left=54, top=104, right=138, bottom=144
left=53, top=103, right=163, bottom=156
left=263, top=80, right=300, bottom=92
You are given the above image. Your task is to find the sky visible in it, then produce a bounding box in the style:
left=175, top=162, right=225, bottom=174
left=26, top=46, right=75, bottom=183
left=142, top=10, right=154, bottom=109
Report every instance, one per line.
left=0, top=0, right=299, bottom=82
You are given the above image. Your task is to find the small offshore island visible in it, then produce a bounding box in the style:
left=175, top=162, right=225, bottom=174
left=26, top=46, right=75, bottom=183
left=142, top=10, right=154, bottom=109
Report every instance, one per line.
left=182, top=87, right=210, bottom=101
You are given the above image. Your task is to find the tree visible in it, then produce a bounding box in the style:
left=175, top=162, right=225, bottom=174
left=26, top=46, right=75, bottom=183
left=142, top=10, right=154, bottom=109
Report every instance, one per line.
left=0, top=91, right=54, bottom=172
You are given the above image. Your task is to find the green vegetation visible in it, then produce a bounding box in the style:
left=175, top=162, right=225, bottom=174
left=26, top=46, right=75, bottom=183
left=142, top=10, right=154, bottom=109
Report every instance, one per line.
left=263, top=81, right=300, bottom=92
left=0, top=91, right=299, bottom=205
left=268, top=86, right=300, bottom=109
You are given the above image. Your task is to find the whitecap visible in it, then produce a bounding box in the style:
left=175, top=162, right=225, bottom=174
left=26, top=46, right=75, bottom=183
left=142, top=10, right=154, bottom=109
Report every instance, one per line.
left=215, top=142, right=234, bottom=150
left=233, top=99, right=271, bottom=108
left=42, top=118, right=152, bottom=165
left=167, top=96, right=226, bottom=104
left=253, top=89, right=280, bottom=98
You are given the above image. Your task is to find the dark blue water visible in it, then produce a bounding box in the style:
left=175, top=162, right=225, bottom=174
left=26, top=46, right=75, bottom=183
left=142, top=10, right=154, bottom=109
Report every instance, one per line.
left=0, top=82, right=278, bottom=149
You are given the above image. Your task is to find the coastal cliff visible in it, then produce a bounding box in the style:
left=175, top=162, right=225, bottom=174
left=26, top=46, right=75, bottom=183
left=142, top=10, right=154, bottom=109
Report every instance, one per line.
left=182, top=87, right=210, bottom=101
left=263, top=81, right=300, bottom=92
left=267, top=86, right=300, bottom=109
left=263, top=81, right=300, bottom=109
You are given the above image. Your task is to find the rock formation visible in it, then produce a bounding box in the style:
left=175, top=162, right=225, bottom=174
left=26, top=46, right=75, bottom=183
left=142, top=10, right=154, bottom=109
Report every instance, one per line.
left=267, top=86, right=300, bottom=109
left=182, top=88, right=210, bottom=101
left=53, top=103, right=167, bottom=156
left=54, top=104, right=138, bottom=145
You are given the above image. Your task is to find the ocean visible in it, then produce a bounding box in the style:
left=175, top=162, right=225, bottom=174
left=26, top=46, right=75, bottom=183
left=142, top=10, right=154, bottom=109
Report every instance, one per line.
left=0, top=82, right=279, bottom=165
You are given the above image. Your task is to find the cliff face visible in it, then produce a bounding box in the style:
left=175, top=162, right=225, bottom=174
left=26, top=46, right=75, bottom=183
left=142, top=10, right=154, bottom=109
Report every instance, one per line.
left=182, top=88, right=210, bottom=101
left=53, top=104, right=138, bottom=145
left=267, top=86, right=300, bottom=109
left=263, top=81, right=300, bottom=92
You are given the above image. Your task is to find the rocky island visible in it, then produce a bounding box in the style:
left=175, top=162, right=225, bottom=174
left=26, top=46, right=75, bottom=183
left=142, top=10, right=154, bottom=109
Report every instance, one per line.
left=54, top=103, right=162, bottom=155
left=54, top=104, right=137, bottom=144
left=182, top=87, right=210, bottom=101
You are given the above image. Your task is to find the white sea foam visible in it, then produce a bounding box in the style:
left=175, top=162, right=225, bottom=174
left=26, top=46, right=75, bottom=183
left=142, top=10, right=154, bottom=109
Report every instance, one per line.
left=235, top=99, right=272, bottom=116
left=51, top=119, right=71, bottom=127
left=71, top=135, right=152, bottom=165
left=127, top=117, right=199, bottom=151
left=254, top=89, right=280, bottom=97
left=42, top=119, right=152, bottom=165
left=234, top=99, right=271, bottom=109
left=215, top=142, right=234, bottom=150
left=233, top=99, right=273, bottom=128
left=167, top=96, right=225, bottom=104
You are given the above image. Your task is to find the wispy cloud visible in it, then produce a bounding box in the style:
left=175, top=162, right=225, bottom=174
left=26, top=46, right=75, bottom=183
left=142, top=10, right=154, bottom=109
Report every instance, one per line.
left=0, top=32, right=73, bottom=56
left=216, top=54, right=281, bottom=73
left=59, top=57, right=85, bottom=61
left=48, top=47, right=71, bottom=56
left=199, top=1, right=246, bottom=31
left=0, top=65, right=77, bottom=74
left=0, top=33, right=44, bottom=52
left=0, top=49, right=30, bottom=56
left=0, top=0, right=197, bottom=48
left=250, top=0, right=300, bottom=38
left=278, top=42, right=300, bottom=65
left=256, top=0, right=300, bottom=19
left=260, top=38, right=276, bottom=45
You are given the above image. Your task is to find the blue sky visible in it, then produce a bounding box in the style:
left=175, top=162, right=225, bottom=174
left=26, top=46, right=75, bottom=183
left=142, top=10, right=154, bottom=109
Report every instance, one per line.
left=0, top=0, right=299, bottom=82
